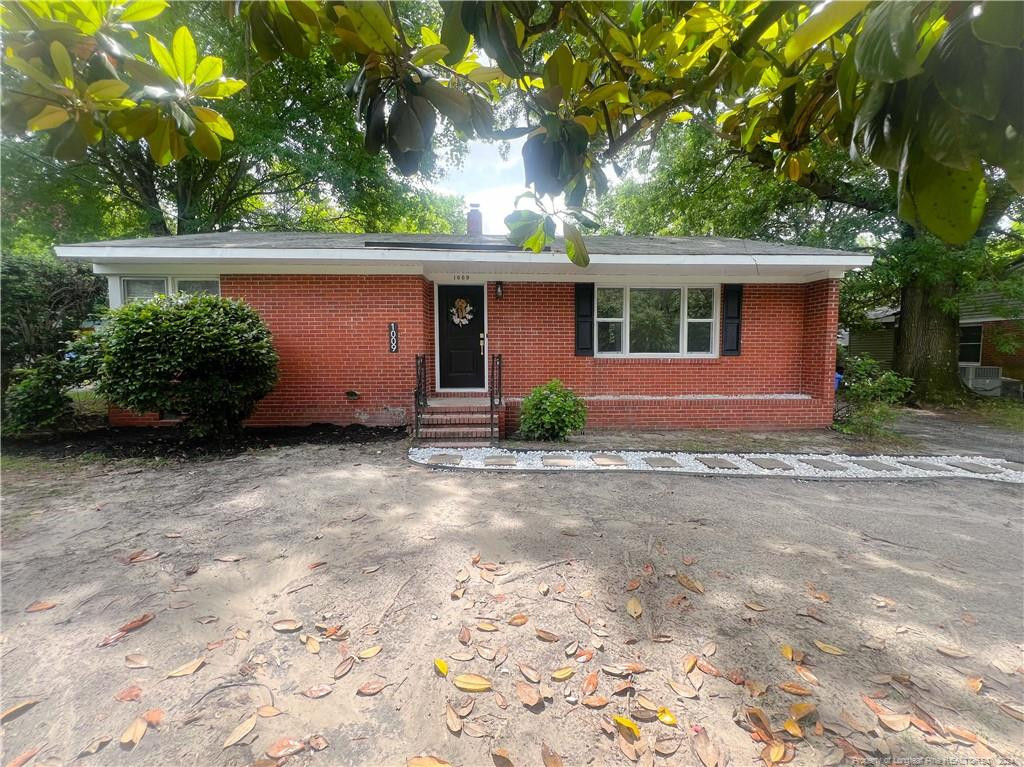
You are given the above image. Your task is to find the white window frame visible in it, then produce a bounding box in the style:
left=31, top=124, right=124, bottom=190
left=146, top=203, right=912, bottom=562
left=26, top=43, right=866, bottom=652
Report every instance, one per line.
left=114, top=276, right=220, bottom=307
left=594, top=284, right=720, bottom=358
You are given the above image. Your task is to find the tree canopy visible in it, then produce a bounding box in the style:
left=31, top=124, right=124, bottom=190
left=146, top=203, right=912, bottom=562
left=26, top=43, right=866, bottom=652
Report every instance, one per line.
left=3, top=0, right=1022, bottom=263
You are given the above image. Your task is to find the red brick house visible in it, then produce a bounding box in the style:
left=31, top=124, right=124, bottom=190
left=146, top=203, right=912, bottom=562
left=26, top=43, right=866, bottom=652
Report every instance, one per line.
left=57, top=231, right=871, bottom=438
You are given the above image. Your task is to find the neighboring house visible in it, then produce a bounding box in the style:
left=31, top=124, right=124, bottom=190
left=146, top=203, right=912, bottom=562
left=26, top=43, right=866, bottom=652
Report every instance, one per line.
left=56, top=223, right=871, bottom=437
left=847, top=298, right=1024, bottom=394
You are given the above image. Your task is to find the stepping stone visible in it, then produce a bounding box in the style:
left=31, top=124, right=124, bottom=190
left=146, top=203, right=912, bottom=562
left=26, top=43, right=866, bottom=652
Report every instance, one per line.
left=645, top=456, right=681, bottom=469
left=997, top=460, right=1024, bottom=472
left=592, top=454, right=627, bottom=467
left=801, top=458, right=846, bottom=471
left=484, top=456, right=518, bottom=467
left=542, top=456, right=576, bottom=467
left=426, top=453, right=462, bottom=465
left=747, top=457, right=793, bottom=471
left=696, top=456, right=741, bottom=470
left=899, top=460, right=952, bottom=472
left=849, top=459, right=899, bottom=472
left=946, top=461, right=1002, bottom=475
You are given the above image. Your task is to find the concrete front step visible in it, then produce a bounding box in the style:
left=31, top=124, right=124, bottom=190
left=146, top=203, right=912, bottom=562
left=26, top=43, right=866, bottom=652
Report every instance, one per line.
left=424, top=404, right=493, bottom=414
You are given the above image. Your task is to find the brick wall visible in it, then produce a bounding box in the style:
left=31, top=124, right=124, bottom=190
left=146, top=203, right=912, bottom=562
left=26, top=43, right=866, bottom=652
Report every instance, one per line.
left=980, top=319, right=1024, bottom=380
left=220, top=274, right=428, bottom=427
left=487, top=280, right=838, bottom=429
left=109, top=274, right=840, bottom=431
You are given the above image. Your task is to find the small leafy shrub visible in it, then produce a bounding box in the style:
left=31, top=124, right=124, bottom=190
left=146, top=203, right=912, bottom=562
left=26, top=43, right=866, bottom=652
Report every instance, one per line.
left=2, top=358, right=73, bottom=435
left=518, top=379, right=587, bottom=440
left=64, top=331, right=105, bottom=385
left=97, top=294, right=279, bottom=438
left=834, top=355, right=913, bottom=437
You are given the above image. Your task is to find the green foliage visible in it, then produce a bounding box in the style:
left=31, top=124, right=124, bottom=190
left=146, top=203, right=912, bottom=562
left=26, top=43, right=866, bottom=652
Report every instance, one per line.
left=2, top=358, right=73, bottom=436
left=834, top=355, right=914, bottom=437
left=518, top=379, right=587, bottom=441
left=8, top=1, right=1019, bottom=247
left=96, top=294, right=279, bottom=437
left=0, top=252, right=106, bottom=388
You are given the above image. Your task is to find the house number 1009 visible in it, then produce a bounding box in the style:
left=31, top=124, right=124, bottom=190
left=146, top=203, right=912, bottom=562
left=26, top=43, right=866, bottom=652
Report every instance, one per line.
left=452, top=274, right=471, bottom=281
left=388, top=322, right=399, bottom=353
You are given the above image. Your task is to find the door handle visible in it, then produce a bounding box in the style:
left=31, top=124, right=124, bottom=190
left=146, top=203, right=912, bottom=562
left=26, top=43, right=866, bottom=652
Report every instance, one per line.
left=479, top=333, right=484, bottom=354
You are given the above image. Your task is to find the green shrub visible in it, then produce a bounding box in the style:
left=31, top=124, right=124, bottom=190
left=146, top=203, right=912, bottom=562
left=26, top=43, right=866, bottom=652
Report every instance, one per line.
left=518, top=379, right=587, bottom=440
left=2, top=358, right=73, bottom=435
left=834, top=355, right=913, bottom=436
left=97, top=293, right=279, bottom=438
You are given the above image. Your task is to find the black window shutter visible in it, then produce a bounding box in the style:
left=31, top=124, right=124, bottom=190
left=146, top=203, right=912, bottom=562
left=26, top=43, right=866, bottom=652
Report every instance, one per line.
left=574, top=283, right=595, bottom=356
left=722, top=284, right=743, bottom=356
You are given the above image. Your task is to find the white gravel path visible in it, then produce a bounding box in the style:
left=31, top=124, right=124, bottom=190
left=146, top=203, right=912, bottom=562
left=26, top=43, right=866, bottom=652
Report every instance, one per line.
left=409, top=447, right=1024, bottom=482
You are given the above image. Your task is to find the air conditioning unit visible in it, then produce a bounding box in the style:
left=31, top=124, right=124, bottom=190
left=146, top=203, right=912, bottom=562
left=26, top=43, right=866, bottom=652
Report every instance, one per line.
left=959, top=365, right=1003, bottom=396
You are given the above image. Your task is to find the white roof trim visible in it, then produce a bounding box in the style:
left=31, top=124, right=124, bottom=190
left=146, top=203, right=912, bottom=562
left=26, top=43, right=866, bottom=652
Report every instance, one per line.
left=56, top=244, right=873, bottom=275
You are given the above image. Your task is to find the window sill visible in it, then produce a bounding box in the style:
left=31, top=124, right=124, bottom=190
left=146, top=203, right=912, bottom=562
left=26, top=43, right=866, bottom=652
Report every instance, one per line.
left=593, top=354, right=720, bottom=361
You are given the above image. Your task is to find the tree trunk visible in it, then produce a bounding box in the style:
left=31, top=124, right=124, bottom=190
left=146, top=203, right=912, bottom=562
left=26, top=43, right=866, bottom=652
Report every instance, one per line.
left=893, top=275, right=964, bottom=403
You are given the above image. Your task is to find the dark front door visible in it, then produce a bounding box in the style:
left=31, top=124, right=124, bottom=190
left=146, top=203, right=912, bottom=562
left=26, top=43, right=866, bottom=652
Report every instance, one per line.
left=438, top=284, right=485, bottom=388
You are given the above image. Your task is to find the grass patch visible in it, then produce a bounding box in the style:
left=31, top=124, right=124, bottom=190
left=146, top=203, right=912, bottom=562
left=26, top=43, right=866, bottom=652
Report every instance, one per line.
left=962, top=397, right=1024, bottom=431
left=69, top=387, right=107, bottom=417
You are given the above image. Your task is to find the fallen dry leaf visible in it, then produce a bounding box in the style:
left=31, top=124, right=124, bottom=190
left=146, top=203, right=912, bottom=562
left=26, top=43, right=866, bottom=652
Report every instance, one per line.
left=966, top=676, right=983, bottom=694
left=434, top=658, right=449, bottom=677
left=453, top=674, right=492, bottom=692
left=790, top=702, right=816, bottom=720
left=445, top=703, right=462, bottom=733
left=120, top=717, right=147, bottom=749
left=407, top=758, right=451, bottom=767
left=541, top=742, right=563, bottom=767
left=535, top=628, right=559, bottom=642
left=303, top=685, right=332, bottom=699
left=692, top=726, right=719, bottom=767
left=477, top=621, right=498, bottom=632
left=77, top=735, right=112, bottom=758
left=626, top=596, right=643, bottom=619
left=515, top=681, right=541, bottom=707
left=783, top=718, right=803, bottom=738
left=25, top=601, right=56, bottom=613
left=777, top=682, right=812, bottom=696
left=115, top=686, right=142, bottom=702
left=677, top=573, right=704, bottom=595
left=936, top=645, right=971, bottom=659
left=223, top=714, right=257, bottom=748
left=142, top=708, right=164, bottom=726
left=458, top=626, right=471, bottom=644
left=794, top=665, right=819, bottom=686
left=493, top=692, right=508, bottom=710
left=357, top=645, right=382, bottom=659
left=463, top=721, right=488, bottom=738
left=745, top=602, right=768, bottom=612
left=6, top=747, right=41, bottom=767
left=214, top=554, right=243, bottom=562
left=582, top=695, right=609, bottom=708
left=357, top=680, right=388, bottom=696
left=813, top=640, right=846, bottom=656
left=877, top=712, right=912, bottom=732
left=582, top=670, right=599, bottom=696
left=508, top=613, right=528, bottom=626
left=309, top=734, right=329, bottom=751
left=613, top=715, right=641, bottom=738
left=166, top=657, right=205, bottom=678
left=257, top=705, right=282, bottom=717
left=491, top=748, right=514, bottom=767
left=519, top=663, right=540, bottom=683
left=267, top=737, right=306, bottom=759
left=2, top=700, right=39, bottom=722
left=334, top=657, right=355, bottom=678
left=97, top=613, right=154, bottom=647
left=272, top=619, right=302, bottom=632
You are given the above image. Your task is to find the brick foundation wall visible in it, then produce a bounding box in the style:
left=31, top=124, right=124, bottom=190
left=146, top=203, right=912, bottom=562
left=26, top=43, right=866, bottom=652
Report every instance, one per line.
left=980, top=319, right=1024, bottom=380
left=109, top=274, right=840, bottom=431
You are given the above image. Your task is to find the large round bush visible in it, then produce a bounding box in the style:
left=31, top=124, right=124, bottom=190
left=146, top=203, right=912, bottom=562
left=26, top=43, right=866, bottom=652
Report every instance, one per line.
left=98, top=293, right=278, bottom=437
left=518, top=379, right=587, bottom=440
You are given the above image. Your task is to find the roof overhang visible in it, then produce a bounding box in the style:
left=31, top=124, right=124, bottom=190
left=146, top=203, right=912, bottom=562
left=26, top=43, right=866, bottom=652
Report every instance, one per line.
left=56, top=244, right=873, bottom=283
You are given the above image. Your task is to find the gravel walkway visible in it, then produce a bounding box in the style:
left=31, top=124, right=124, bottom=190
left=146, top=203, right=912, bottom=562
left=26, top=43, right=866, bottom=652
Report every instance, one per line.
left=409, top=447, right=1024, bottom=482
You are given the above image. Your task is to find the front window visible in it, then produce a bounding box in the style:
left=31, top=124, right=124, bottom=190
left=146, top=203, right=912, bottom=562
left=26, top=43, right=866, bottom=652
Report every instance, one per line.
left=959, top=325, right=982, bottom=365
left=122, top=277, right=167, bottom=302
left=175, top=279, right=220, bottom=296
left=595, top=286, right=719, bottom=357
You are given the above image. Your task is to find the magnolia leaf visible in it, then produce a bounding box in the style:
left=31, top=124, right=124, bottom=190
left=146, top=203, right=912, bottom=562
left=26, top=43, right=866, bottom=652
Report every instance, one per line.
left=1, top=700, right=39, bottom=722
left=120, top=717, right=147, bottom=748
left=267, top=737, right=307, bottom=758
left=334, top=657, right=355, bottom=678
left=302, top=685, right=332, bottom=698
left=778, top=682, right=812, bottom=696
left=172, top=26, right=197, bottom=83
left=454, top=674, right=492, bottom=692
left=535, top=628, right=558, bottom=642
left=551, top=666, right=575, bottom=681
left=77, top=735, right=112, bottom=757
left=26, top=601, right=57, bottom=613
left=257, top=705, right=282, bottom=717
left=677, top=573, right=704, bottom=594
left=27, top=105, right=71, bottom=132
left=222, top=714, right=257, bottom=748
left=515, top=681, right=541, bottom=707
left=358, top=645, right=382, bottom=659
left=166, top=657, right=205, bottom=678
left=657, top=706, right=677, bottom=726
left=519, top=663, right=540, bottom=683
left=434, top=658, right=449, bottom=677
left=813, top=640, right=846, bottom=655
left=541, top=742, right=564, bottom=767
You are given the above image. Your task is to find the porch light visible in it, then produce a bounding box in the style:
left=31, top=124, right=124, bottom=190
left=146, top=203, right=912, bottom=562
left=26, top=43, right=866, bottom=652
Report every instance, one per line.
left=495, top=281, right=504, bottom=299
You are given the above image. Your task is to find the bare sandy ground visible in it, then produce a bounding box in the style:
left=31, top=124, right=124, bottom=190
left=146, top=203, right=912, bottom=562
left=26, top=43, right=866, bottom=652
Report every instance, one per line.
left=1, top=440, right=1022, bottom=767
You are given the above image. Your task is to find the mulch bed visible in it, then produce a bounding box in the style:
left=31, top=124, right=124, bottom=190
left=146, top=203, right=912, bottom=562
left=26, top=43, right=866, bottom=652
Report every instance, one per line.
left=2, top=422, right=406, bottom=461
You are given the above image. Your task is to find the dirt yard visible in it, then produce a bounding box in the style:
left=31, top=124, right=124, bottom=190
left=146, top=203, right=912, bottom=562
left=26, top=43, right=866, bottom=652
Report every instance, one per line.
left=1, top=436, right=1022, bottom=767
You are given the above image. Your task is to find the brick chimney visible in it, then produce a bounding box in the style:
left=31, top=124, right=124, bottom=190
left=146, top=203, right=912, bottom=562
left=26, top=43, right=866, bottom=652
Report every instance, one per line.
left=467, top=203, right=483, bottom=236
